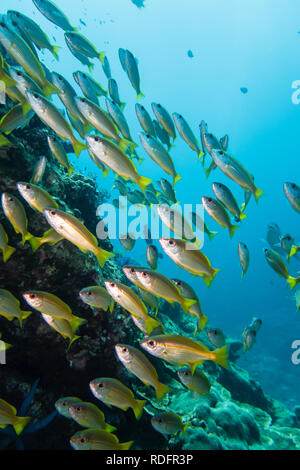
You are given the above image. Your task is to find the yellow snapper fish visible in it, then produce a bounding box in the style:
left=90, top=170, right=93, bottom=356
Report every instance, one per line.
left=115, top=344, right=170, bottom=400
left=172, top=113, right=203, bottom=159
left=88, top=148, right=110, bottom=178
left=79, top=286, right=114, bottom=313
left=47, top=135, right=75, bottom=176
left=147, top=245, right=158, bottom=271
left=190, top=211, right=218, bottom=242
left=210, top=149, right=263, bottom=203
left=64, top=31, right=105, bottom=65
left=17, top=182, right=59, bottom=213
left=151, top=411, right=190, bottom=437
left=238, top=242, right=250, bottom=279
left=105, top=98, right=135, bottom=144
left=32, top=0, right=77, bottom=31
left=119, top=233, right=136, bottom=251
left=138, top=288, right=159, bottom=316
left=123, top=49, right=144, bottom=100
left=156, top=205, right=200, bottom=246
left=40, top=313, right=81, bottom=348
left=0, top=332, right=12, bottom=352
left=8, top=67, right=45, bottom=113
left=122, top=266, right=153, bottom=289
left=29, top=228, right=63, bottom=253
left=171, top=279, right=208, bottom=333
left=70, top=429, right=133, bottom=451
left=1, top=193, right=34, bottom=245
left=264, top=248, right=300, bottom=290
left=108, top=78, right=126, bottom=110
left=73, top=71, right=107, bottom=104
left=104, top=281, right=161, bottom=335
left=25, top=91, right=87, bottom=157
left=7, top=10, right=61, bottom=60
left=89, top=377, right=146, bottom=420
left=0, top=105, right=34, bottom=134
left=0, top=398, right=31, bottom=435
left=22, top=291, right=86, bottom=331
left=130, top=312, right=164, bottom=336
left=135, top=103, right=156, bottom=137
left=159, top=178, right=177, bottom=204
left=177, top=369, right=211, bottom=396
left=31, top=156, right=47, bottom=185
left=141, top=334, right=228, bottom=375
left=0, top=292, right=32, bottom=327
left=86, top=135, right=151, bottom=193
left=151, top=103, right=176, bottom=141
left=68, top=402, right=116, bottom=432
left=43, top=207, right=114, bottom=268
left=202, top=196, right=239, bottom=239
left=139, top=133, right=181, bottom=187
left=159, top=238, right=220, bottom=287
left=133, top=268, right=197, bottom=314
left=288, top=244, right=300, bottom=262
left=283, top=182, right=300, bottom=213
left=55, top=397, right=83, bottom=419
left=0, top=22, right=57, bottom=96
left=212, top=182, right=247, bottom=221
left=0, top=222, right=16, bottom=262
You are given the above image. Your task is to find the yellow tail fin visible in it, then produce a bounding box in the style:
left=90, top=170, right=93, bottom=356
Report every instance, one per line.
left=214, top=345, right=229, bottom=369
left=19, top=310, right=32, bottom=328
left=68, top=165, right=75, bottom=177
left=12, top=416, right=31, bottom=435
left=229, top=224, right=239, bottom=239
left=94, top=247, right=115, bottom=268
left=180, top=297, right=197, bottom=315
left=43, top=80, right=59, bottom=99
left=288, top=245, right=299, bottom=261
left=2, top=244, right=16, bottom=263
left=190, top=361, right=203, bottom=376
left=22, top=232, right=34, bottom=246
left=172, top=173, right=182, bottom=188
left=119, top=440, right=134, bottom=450
left=72, top=138, right=88, bottom=157
left=239, top=212, right=247, bottom=220
left=102, top=167, right=110, bottom=178
left=198, top=150, right=204, bottom=160
left=182, top=422, right=190, bottom=438
left=197, top=313, right=208, bottom=332
left=98, top=52, right=105, bottom=64
left=207, top=230, right=218, bottom=241
left=68, top=335, right=80, bottom=350
left=70, top=316, right=86, bottom=333
left=137, top=92, right=145, bottom=101
left=51, top=45, right=61, bottom=61
left=155, top=382, right=170, bottom=401
left=109, top=299, right=114, bottom=313
left=132, top=399, right=146, bottom=420
left=145, top=315, right=162, bottom=334
left=136, top=174, right=152, bottom=193
left=105, top=423, right=117, bottom=433
left=29, top=237, right=42, bottom=253
left=202, top=268, right=220, bottom=288
left=287, top=275, right=300, bottom=291
left=254, top=186, right=264, bottom=203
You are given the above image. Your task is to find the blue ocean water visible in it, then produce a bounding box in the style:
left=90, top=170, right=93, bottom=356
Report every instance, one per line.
left=1, top=0, right=299, bottom=412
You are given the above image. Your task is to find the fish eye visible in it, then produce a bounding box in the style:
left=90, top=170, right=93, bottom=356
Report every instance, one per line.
left=80, top=438, right=86, bottom=444
left=8, top=196, right=14, bottom=202
left=157, top=104, right=161, bottom=108
left=97, top=383, right=104, bottom=388
left=62, top=402, right=67, bottom=407
left=146, top=134, right=150, bottom=139
left=147, top=340, right=156, bottom=348
left=94, top=137, right=100, bottom=142
left=168, top=240, right=175, bottom=246
left=207, top=197, right=213, bottom=203
left=291, top=183, right=296, bottom=189
left=0, top=23, right=7, bottom=29
left=219, top=151, right=224, bottom=155
left=25, top=184, right=31, bottom=190
left=142, top=271, right=148, bottom=277
left=264, top=248, right=268, bottom=254
left=110, top=282, right=115, bottom=288
left=76, top=406, right=82, bottom=412
left=158, top=418, right=163, bottom=423
left=122, top=347, right=128, bottom=353
left=29, top=294, right=36, bottom=299
left=16, top=70, right=22, bottom=76
left=130, top=268, right=135, bottom=273
left=33, top=93, right=39, bottom=99
left=80, top=98, right=86, bottom=102
left=50, top=210, right=57, bottom=216
left=184, top=371, right=189, bottom=376
left=178, top=114, right=183, bottom=119
left=87, top=291, right=92, bottom=296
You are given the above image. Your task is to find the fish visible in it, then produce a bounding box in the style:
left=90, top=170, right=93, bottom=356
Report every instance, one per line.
left=190, top=211, right=218, bottom=241
left=207, top=328, right=226, bottom=348
left=119, top=233, right=136, bottom=251
left=67, top=110, right=86, bottom=139
left=187, top=50, right=194, bottom=58
left=133, top=268, right=197, bottom=313
left=32, top=0, right=77, bottom=31
left=238, top=242, right=250, bottom=278
left=0, top=51, right=17, bottom=89
left=73, top=71, right=102, bottom=104
left=89, top=378, right=146, bottom=420
left=88, top=148, right=110, bottom=178
left=104, top=281, right=161, bottom=334
left=151, top=411, right=189, bottom=437
left=105, top=98, right=134, bottom=143
left=0, top=22, right=58, bottom=96
left=65, top=31, right=105, bottom=64
left=141, top=334, right=228, bottom=374
left=22, top=291, right=85, bottom=330
left=43, top=208, right=114, bottom=268
left=220, top=134, right=229, bottom=151
left=283, top=182, right=300, bottom=213
left=86, top=135, right=151, bottom=193
left=139, top=133, right=181, bottom=187
left=157, top=205, right=197, bottom=244
left=280, top=234, right=295, bottom=258
left=0, top=333, right=11, bottom=352
left=79, top=286, right=114, bottom=312
left=8, top=66, right=45, bottom=111
left=294, top=290, right=300, bottom=310
left=177, top=369, right=211, bottom=396
left=240, top=87, right=248, bottom=94
left=67, top=41, right=94, bottom=72
left=159, top=238, right=220, bottom=287
left=122, top=266, right=153, bottom=290
left=159, top=178, right=177, bottom=204
left=145, top=190, right=159, bottom=205
left=108, top=78, right=125, bottom=110
left=115, top=344, right=170, bottom=400
left=151, top=103, right=176, bottom=141
left=123, top=49, right=144, bottom=100
left=0, top=223, right=15, bottom=262
left=25, top=91, right=87, bottom=157
left=172, top=113, right=203, bottom=159
left=0, top=104, right=34, bottom=134
left=135, top=103, right=156, bottom=137
left=1, top=193, right=34, bottom=245
left=0, top=292, right=32, bottom=327
left=202, top=196, right=239, bottom=239
left=264, top=248, right=300, bottom=290
left=40, top=313, right=81, bottom=347
left=17, top=182, right=59, bottom=214
left=242, top=318, right=262, bottom=337
left=0, top=398, right=31, bottom=435
left=147, top=245, right=159, bottom=271
left=138, top=288, right=159, bottom=316
left=112, top=179, right=129, bottom=196
left=243, top=330, right=256, bottom=353
left=118, top=48, right=127, bottom=71
left=29, top=228, right=63, bottom=253
left=212, top=182, right=246, bottom=221
left=47, top=135, right=75, bottom=176
left=55, top=397, right=83, bottom=419
left=31, top=156, right=47, bottom=185
left=171, top=279, right=208, bottom=332
left=210, top=149, right=263, bottom=203
left=102, top=56, right=111, bottom=79
left=7, top=10, right=61, bottom=60
left=288, top=244, right=300, bottom=262
left=68, top=402, right=116, bottom=432
left=70, top=429, right=133, bottom=451
left=265, top=223, right=283, bottom=254
left=153, top=119, right=172, bottom=150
